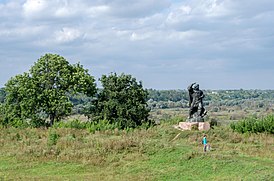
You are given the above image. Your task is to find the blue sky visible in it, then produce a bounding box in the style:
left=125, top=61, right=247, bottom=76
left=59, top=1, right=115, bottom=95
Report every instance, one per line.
left=0, top=0, right=274, bottom=89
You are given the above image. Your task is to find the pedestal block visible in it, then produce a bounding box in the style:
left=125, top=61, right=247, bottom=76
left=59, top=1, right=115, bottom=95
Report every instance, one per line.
left=178, top=122, right=210, bottom=131
left=179, top=122, right=198, bottom=130
left=198, top=122, right=210, bottom=131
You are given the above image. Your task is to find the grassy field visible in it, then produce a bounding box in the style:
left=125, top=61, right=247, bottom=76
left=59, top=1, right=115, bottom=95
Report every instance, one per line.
left=0, top=119, right=273, bottom=180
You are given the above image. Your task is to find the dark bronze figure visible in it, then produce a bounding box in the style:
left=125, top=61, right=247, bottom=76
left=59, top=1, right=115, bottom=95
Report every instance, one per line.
left=187, top=82, right=207, bottom=122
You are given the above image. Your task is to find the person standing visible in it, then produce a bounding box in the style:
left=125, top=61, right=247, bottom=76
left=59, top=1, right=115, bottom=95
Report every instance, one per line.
left=202, top=134, right=207, bottom=152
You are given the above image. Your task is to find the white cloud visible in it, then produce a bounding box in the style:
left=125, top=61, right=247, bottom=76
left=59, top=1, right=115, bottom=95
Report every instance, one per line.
left=86, top=5, right=109, bottom=18
left=167, top=30, right=206, bottom=40
left=196, top=0, right=230, bottom=17
left=23, top=0, right=48, bottom=17
left=108, top=0, right=170, bottom=18
left=166, top=5, right=192, bottom=24
left=130, top=32, right=151, bottom=41
left=54, top=6, right=71, bottom=18
left=54, top=27, right=83, bottom=43
left=165, top=0, right=232, bottom=29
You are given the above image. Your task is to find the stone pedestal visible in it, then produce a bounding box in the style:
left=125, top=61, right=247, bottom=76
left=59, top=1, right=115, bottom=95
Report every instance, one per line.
left=179, top=122, right=198, bottom=130
left=178, top=122, right=210, bottom=131
left=198, top=122, right=210, bottom=131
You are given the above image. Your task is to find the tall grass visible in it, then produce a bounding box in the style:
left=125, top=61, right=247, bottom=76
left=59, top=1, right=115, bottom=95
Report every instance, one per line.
left=0, top=119, right=273, bottom=180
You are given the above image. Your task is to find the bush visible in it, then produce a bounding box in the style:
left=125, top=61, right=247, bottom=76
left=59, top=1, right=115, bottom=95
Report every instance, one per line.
left=87, top=120, right=119, bottom=133
left=53, top=119, right=88, bottom=129
left=230, top=115, right=274, bottom=134
left=53, top=119, right=122, bottom=133
left=8, top=118, right=29, bottom=128
left=47, top=130, right=60, bottom=147
left=209, top=118, right=218, bottom=128
left=28, top=118, right=48, bottom=128
left=0, top=115, right=48, bottom=128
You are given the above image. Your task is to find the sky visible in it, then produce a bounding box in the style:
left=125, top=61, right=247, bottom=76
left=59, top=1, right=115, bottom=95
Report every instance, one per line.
left=0, top=0, right=274, bottom=90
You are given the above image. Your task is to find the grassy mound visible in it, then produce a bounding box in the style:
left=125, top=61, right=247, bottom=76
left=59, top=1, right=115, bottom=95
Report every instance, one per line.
left=0, top=121, right=273, bottom=180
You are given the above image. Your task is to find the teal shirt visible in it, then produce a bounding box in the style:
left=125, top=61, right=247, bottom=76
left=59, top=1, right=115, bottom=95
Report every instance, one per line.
left=202, top=137, right=207, bottom=145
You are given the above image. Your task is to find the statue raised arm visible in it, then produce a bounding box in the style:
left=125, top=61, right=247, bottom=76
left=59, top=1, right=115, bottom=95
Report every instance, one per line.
left=187, top=82, right=207, bottom=122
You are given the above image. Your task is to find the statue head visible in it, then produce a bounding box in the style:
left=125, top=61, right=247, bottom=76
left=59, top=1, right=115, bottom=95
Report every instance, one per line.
left=193, top=83, right=199, bottom=90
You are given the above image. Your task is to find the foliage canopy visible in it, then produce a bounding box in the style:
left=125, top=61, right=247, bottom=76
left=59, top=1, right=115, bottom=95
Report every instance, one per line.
left=90, top=73, right=150, bottom=129
left=2, top=54, right=96, bottom=127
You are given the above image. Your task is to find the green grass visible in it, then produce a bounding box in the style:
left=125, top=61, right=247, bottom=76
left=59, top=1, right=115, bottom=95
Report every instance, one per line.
left=0, top=122, right=273, bottom=180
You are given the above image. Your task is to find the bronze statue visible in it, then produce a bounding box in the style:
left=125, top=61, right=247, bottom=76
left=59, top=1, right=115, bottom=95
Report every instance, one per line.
left=187, top=82, right=207, bottom=122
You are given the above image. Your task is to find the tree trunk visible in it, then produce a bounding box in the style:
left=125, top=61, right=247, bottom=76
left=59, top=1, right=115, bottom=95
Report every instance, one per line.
left=49, top=114, right=55, bottom=127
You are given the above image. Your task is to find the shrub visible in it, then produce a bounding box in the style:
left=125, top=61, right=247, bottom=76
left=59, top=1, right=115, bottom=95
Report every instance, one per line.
left=209, top=118, right=218, bottom=128
left=28, top=118, right=48, bottom=128
left=9, top=118, right=29, bottom=128
left=230, top=115, right=274, bottom=134
left=53, top=119, right=88, bottom=129
left=87, top=120, right=119, bottom=133
left=47, top=130, right=60, bottom=147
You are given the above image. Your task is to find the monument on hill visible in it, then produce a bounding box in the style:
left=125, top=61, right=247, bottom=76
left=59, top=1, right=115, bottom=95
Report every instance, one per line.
left=176, top=82, right=210, bottom=131
left=187, top=82, right=207, bottom=122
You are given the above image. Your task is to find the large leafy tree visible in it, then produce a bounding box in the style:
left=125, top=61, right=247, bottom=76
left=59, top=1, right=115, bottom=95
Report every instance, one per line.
left=91, top=73, right=150, bottom=129
left=3, top=54, right=96, bottom=127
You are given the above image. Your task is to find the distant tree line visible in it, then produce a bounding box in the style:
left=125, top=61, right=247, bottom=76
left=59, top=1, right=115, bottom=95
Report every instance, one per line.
left=146, top=89, right=274, bottom=110
left=1, top=81, right=274, bottom=116
left=147, top=89, right=274, bottom=102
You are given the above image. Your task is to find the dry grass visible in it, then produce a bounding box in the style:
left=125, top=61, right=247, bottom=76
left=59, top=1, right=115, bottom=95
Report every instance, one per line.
left=0, top=127, right=160, bottom=166
left=0, top=122, right=273, bottom=180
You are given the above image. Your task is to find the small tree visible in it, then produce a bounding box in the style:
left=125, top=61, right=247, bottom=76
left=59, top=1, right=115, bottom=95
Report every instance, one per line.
left=91, top=73, right=150, bottom=129
left=3, top=53, right=96, bottom=127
